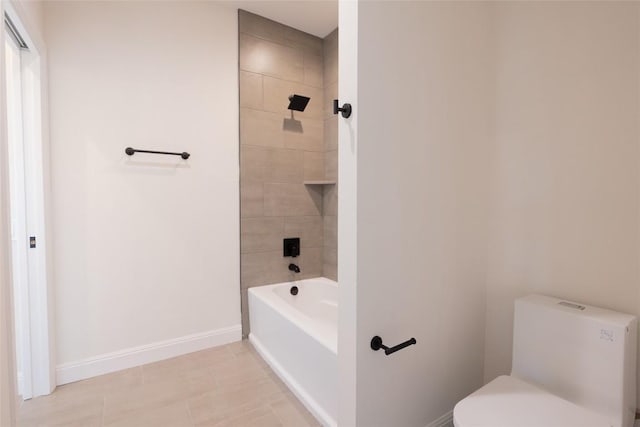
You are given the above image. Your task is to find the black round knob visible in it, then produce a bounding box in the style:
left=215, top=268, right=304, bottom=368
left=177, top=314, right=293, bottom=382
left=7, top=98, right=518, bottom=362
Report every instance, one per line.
left=370, top=336, right=383, bottom=351
left=125, top=147, right=135, bottom=156
left=340, top=103, right=352, bottom=118
left=290, top=286, right=298, bottom=296
left=181, top=152, right=190, bottom=160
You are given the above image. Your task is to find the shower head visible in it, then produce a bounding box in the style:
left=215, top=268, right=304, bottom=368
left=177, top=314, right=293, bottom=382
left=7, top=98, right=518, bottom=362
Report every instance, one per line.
left=288, top=94, right=310, bottom=112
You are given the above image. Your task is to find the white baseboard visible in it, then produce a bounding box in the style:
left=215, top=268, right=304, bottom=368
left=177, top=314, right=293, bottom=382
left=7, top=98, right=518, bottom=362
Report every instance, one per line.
left=56, top=325, right=242, bottom=385
left=426, top=410, right=453, bottom=427
left=16, top=373, right=24, bottom=397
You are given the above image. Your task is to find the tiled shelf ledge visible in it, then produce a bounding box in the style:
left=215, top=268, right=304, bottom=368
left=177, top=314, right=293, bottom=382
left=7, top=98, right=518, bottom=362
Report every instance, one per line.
left=303, top=180, right=336, bottom=185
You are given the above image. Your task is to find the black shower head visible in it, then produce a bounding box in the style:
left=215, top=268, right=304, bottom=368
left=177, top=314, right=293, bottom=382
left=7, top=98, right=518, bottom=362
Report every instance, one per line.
left=288, top=94, right=310, bottom=112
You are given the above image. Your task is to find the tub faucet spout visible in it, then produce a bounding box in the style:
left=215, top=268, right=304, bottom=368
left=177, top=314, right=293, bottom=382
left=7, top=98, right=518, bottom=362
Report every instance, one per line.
left=289, top=263, right=300, bottom=273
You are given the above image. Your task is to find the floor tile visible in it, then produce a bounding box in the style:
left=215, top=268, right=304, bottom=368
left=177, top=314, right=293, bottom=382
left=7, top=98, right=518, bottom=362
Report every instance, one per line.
left=104, top=401, right=192, bottom=427
left=17, top=340, right=318, bottom=427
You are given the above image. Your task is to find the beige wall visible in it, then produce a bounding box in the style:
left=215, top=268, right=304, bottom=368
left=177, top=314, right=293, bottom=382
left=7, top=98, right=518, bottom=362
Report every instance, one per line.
left=45, top=1, right=242, bottom=368
left=350, top=2, right=494, bottom=424
left=343, top=1, right=640, bottom=423
left=239, top=10, right=338, bottom=334
left=484, top=1, right=640, bottom=409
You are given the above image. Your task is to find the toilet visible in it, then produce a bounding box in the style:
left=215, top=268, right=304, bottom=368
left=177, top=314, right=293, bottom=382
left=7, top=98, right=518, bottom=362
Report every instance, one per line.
left=454, top=294, right=637, bottom=427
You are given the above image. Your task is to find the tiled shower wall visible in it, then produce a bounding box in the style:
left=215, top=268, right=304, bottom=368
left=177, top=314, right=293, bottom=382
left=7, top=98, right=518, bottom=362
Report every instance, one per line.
left=322, top=29, right=338, bottom=282
left=239, top=10, right=338, bottom=335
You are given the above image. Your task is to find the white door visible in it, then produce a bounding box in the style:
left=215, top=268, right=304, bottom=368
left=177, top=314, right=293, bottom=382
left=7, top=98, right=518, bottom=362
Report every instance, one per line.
left=338, top=1, right=493, bottom=425
left=3, top=8, right=53, bottom=398
left=5, top=25, right=33, bottom=400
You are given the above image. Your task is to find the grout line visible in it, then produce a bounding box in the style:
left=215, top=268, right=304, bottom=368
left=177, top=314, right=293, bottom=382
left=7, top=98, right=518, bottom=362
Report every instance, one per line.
left=101, top=396, right=106, bottom=427
left=239, top=64, right=324, bottom=91
left=240, top=105, right=326, bottom=120
left=185, top=400, right=195, bottom=427
left=261, top=181, right=266, bottom=217
left=269, top=400, right=289, bottom=427
left=259, top=71, right=264, bottom=109
left=240, top=246, right=325, bottom=255
left=241, top=145, right=330, bottom=155
left=239, top=30, right=323, bottom=56
left=253, top=69, right=324, bottom=90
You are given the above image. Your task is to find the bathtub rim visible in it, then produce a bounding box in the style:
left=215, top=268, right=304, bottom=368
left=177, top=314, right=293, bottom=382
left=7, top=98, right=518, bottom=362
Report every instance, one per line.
left=248, top=277, right=338, bottom=354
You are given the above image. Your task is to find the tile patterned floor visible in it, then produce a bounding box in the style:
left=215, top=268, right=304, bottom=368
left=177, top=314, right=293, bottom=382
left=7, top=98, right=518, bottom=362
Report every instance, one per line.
left=17, top=340, right=321, bottom=427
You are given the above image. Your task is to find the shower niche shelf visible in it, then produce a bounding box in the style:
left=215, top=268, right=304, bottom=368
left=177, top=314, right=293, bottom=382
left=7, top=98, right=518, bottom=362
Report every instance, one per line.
left=304, top=180, right=336, bottom=185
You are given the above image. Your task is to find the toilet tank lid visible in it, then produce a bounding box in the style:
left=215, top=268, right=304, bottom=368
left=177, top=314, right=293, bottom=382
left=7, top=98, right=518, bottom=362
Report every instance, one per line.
left=453, top=376, right=612, bottom=427
left=517, top=294, right=636, bottom=328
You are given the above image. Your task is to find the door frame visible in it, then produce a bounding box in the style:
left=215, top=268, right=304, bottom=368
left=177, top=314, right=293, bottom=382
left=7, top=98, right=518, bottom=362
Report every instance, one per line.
left=2, top=0, right=54, bottom=399
left=337, top=0, right=358, bottom=425
left=5, top=24, right=33, bottom=399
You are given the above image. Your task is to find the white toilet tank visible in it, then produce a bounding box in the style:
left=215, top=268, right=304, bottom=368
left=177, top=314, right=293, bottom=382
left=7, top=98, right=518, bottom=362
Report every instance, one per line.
left=512, top=295, right=637, bottom=427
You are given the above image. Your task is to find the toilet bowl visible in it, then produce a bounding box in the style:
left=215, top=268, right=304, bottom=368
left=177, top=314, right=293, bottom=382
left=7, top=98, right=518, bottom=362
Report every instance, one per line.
left=454, top=375, right=611, bottom=427
left=453, top=295, right=637, bottom=427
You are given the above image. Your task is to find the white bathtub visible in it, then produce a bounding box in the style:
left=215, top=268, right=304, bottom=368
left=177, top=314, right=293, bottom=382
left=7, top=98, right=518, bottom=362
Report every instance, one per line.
left=248, top=277, right=338, bottom=427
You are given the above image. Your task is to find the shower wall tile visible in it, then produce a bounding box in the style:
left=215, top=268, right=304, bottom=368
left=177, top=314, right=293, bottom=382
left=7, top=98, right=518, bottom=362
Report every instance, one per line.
left=240, top=34, right=304, bottom=83
left=322, top=28, right=339, bottom=282
left=282, top=25, right=323, bottom=56
left=240, top=108, right=285, bottom=148
left=241, top=146, right=303, bottom=184
left=283, top=118, right=324, bottom=152
left=323, top=82, right=338, bottom=119
left=239, top=146, right=265, bottom=182
left=241, top=250, right=294, bottom=288
left=263, top=183, right=322, bottom=217
left=241, top=217, right=285, bottom=253
left=262, top=77, right=323, bottom=118
left=263, top=149, right=304, bottom=183
left=241, top=216, right=323, bottom=254
left=239, top=10, right=335, bottom=335
left=323, top=184, right=338, bottom=217
left=324, top=150, right=338, bottom=182
left=240, top=71, right=263, bottom=110
left=240, top=182, right=263, bottom=218
left=241, top=290, right=251, bottom=336
left=241, top=250, right=318, bottom=289
left=323, top=246, right=337, bottom=282
left=324, top=118, right=338, bottom=151
left=284, top=216, right=324, bottom=248
left=323, top=29, right=338, bottom=87
left=241, top=109, right=324, bottom=152
left=323, top=214, right=337, bottom=281
left=323, top=52, right=338, bottom=88
left=323, top=27, right=338, bottom=121
left=303, top=151, right=325, bottom=181
left=239, top=10, right=285, bottom=45
left=300, top=247, right=323, bottom=279
left=239, top=10, right=323, bottom=57
left=303, top=53, right=324, bottom=88
left=323, top=215, right=337, bottom=249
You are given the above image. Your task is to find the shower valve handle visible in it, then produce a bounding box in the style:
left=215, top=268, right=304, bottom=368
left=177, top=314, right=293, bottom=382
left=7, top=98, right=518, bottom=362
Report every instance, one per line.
left=333, top=99, right=352, bottom=118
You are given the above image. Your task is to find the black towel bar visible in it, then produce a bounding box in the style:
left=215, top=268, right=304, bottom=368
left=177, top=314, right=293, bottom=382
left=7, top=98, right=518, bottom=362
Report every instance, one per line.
left=125, top=147, right=190, bottom=160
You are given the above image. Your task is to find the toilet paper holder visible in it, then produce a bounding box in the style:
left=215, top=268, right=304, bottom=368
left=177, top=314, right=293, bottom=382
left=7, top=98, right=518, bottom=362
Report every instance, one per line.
left=370, top=335, right=417, bottom=356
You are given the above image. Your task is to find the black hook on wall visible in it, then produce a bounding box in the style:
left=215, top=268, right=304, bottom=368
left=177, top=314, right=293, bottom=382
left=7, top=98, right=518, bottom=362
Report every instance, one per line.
left=333, top=99, right=352, bottom=118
